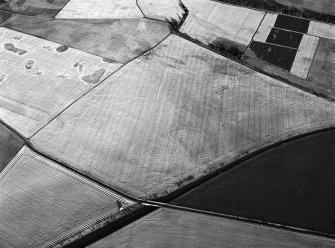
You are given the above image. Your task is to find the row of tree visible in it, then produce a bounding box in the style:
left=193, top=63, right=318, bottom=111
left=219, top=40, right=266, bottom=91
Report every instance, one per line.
left=215, top=0, right=335, bottom=24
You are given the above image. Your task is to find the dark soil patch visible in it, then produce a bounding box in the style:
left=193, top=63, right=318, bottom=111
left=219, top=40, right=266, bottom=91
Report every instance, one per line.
left=249, top=41, right=297, bottom=70
left=274, top=14, right=310, bottom=33
left=173, top=129, right=335, bottom=236
left=266, top=28, right=303, bottom=49
left=0, top=122, right=24, bottom=172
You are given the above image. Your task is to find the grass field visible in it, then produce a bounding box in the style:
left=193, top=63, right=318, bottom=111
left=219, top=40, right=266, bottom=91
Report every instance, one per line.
left=0, top=122, right=23, bottom=172
left=0, top=27, right=121, bottom=137
left=31, top=35, right=335, bottom=199
left=3, top=15, right=170, bottom=63
left=0, top=146, right=136, bottom=248
left=174, top=129, right=335, bottom=235
left=56, top=0, right=143, bottom=19
left=88, top=208, right=335, bottom=248
left=0, top=0, right=70, bottom=17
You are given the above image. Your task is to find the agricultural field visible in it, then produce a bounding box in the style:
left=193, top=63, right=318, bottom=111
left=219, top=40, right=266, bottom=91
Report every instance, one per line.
left=55, top=0, right=143, bottom=19
left=216, top=0, right=335, bottom=21
left=0, top=0, right=70, bottom=17
left=180, top=1, right=264, bottom=52
left=0, top=146, right=137, bottom=248
left=174, top=129, right=335, bottom=235
left=244, top=13, right=335, bottom=100
left=0, top=27, right=121, bottom=137
left=31, top=34, right=335, bottom=200
left=88, top=208, right=335, bottom=248
left=0, top=9, right=11, bottom=24
left=3, top=15, right=170, bottom=63
left=0, top=0, right=334, bottom=247
left=0, top=122, right=23, bottom=171
left=138, top=0, right=185, bottom=22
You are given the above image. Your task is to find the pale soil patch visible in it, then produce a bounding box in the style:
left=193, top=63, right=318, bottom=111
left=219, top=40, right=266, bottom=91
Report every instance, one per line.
left=290, top=35, right=319, bottom=78
left=4, top=15, right=170, bottom=63
left=0, top=146, right=135, bottom=248
left=56, top=0, right=143, bottom=19
left=180, top=1, right=264, bottom=50
left=253, top=25, right=272, bottom=42
left=261, top=13, right=278, bottom=27
left=308, top=21, right=335, bottom=40
left=88, top=208, right=335, bottom=248
left=0, top=28, right=121, bottom=137
left=138, top=0, right=184, bottom=22
left=31, top=35, right=335, bottom=199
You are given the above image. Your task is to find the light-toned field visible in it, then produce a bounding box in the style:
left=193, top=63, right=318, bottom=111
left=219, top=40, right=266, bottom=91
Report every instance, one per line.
left=290, top=35, right=319, bottom=78
left=88, top=208, right=335, bottom=248
left=308, top=21, right=335, bottom=40
left=31, top=35, right=335, bottom=199
left=0, top=0, right=70, bottom=17
left=56, top=0, right=143, bottom=19
left=3, top=15, right=170, bottom=63
left=0, top=27, right=121, bottom=137
left=138, top=0, right=184, bottom=22
left=180, top=1, right=264, bottom=51
left=0, top=122, right=23, bottom=171
left=308, top=38, right=335, bottom=93
left=0, top=146, right=136, bottom=248
left=253, top=25, right=272, bottom=42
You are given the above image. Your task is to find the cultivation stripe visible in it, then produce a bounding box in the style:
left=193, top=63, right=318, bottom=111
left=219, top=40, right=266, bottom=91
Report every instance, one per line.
left=40, top=205, right=137, bottom=248
left=290, top=35, right=319, bottom=79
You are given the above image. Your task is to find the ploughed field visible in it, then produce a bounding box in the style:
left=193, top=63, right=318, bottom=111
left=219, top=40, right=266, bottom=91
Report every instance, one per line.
left=173, top=129, right=335, bottom=235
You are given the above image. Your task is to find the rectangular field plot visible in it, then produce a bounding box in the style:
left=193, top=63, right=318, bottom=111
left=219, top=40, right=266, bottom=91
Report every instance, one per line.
left=0, top=122, right=23, bottom=172
left=56, top=0, right=143, bottom=19
left=274, top=14, right=310, bottom=33
left=0, top=0, right=70, bottom=18
left=88, top=208, right=335, bottom=248
left=180, top=1, right=264, bottom=51
left=0, top=27, right=121, bottom=137
left=266, top=28, right=303, bottom=49
left=0, top=146, right=136, bottom=248
left=137, top=0, right=184, bottom=22
left=291, top=35, right=319, bottom=78
left=249, top=41, right=297, bottom=70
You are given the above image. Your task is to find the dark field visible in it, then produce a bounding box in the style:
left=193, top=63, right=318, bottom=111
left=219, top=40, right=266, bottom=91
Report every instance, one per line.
left=266, top=28, right=303, bottom=49
left=0, top=10, right=11, bottom=24
left=0, top=122, right=24, bottom=172
left=173, top=129, right=335, bottom=235
left=248, top=41, right=297, bottom=70
left=274, top=14, right=310, bottom=33
left=0, top=0, right=70, bottom=17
